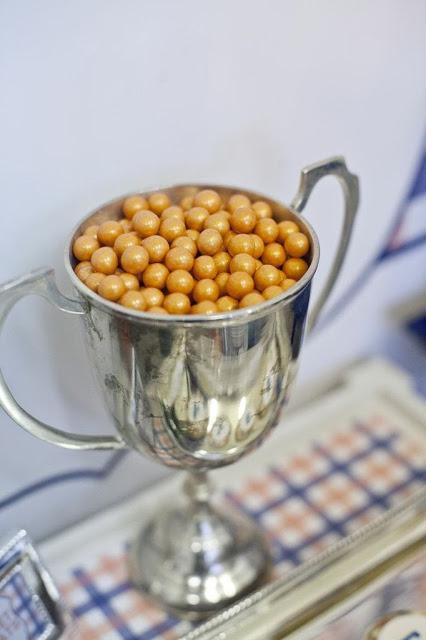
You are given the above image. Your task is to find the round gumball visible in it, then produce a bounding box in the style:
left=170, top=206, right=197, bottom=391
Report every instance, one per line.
left=91, top=247, right=118, bottom=274
left=193, top=255, right=217, bottom=280
left=149, top=192, right=171, bottom=214
left=166, top=269, right=194, bottom=295
left=226, top=272, right=254, bottom=300
left=122, top=195, right=148, bottom=219
left=142, top=263, right=169, bottom=288
left=191, top=301, right=218, bottom=315
left=119, top=290, right=147, bottom=310
left=98, top=275, right=126, bottom=301
left=194, top=189, right=222, bottom=213
left=121, top=246, right=149, bottom=274
left=142, top=235, right=169, bottom=262
left=163, top=292, right=191, bottom=314
left=193, top=279, right=219, bottom=303
left=239, top=292, right=264, bottom=308
left=283, top=258, right=308, bottom=280
left=133, top=211, right=160, bottom=237
left=254, top=264, right=282, bottom=290
left=73, top=235, right=100, bottom=261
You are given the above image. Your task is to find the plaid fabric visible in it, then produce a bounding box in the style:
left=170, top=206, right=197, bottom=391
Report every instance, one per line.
left=59, top=415, right=426, bottom=640
left=0, top=564, right=52, bottom=639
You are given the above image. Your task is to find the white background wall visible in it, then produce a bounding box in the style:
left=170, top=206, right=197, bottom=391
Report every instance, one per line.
left=0, top=0, right=425, bottom=541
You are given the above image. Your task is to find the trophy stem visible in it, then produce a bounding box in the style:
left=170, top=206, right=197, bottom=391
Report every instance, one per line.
left=129, top=469, right=271, bottom=619
left=183, top=469, right=211, bottom=503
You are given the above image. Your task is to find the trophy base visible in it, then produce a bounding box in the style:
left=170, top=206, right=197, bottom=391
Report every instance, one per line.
left=129, top=472, right=271, bottom=619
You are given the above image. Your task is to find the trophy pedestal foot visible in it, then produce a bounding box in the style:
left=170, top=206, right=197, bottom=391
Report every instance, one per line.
left=129, top=472, right=271, bottom=619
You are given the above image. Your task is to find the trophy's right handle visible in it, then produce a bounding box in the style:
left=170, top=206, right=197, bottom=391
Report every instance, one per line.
left=291, top=156, right=360, bottom=333
left=0, top=267, right=126, bottom=450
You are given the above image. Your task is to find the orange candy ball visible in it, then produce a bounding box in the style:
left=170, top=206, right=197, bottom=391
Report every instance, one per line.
left=223, top=230, right=236, bottom=249
left=142, top=287, right=165, bottom=308
left=215, top=272, right=230, bottom=295
left=226, top=272, right=254, bottom=300
left=239, top=292, right=264, bottom=308
left=277, top=220, right=299, bottom=242
left=161, top=206, right=185, bottom=222
left=98, top=275, right=126, bottom=301
left=254, top=264, right=282, bottom=291
left=262, top=242, right=286, bottom=267
left=165, top=247, right=194, bottom=271
left=282, top=278, right=297, bottom=291
left=185, top=229, right=200, bottom=242
left=120, top=219, right=133, bottom=233
left=204, top=212, right=230, bottom=236
left=217, top=295, right=238, bottom=312
left=193, top=279, right=220, bottom=303
left=142, top=263, right=169, bottom=289
left=75, top=261, right=93, bottom=280
left=197, top=229, right=223, bottom=255
left=284, top=232, right=310, bottom=258
left=227, top=194, right=251, bottom=213
left=254, top=218, right=279, bottom=244
left=84, top=272, right=105, bottom=291
left=180, top=195, right=194, bottom=211
left=193, top=189, right=222, bottom=213
left=114, top=232, right=140, bottom=257
left=84, top=224, right=99, bottom=238
left=97, top=221, right=123, bottom=246
left=252, top=201, right=272, bottom=219
left=122, top=195, right=148, bottom=220
left=251, top=234, right=264, bottom=259
left=149, top=192, right=171, bottom=214
left=133, top=211, right=160, bottom=238
left=166, top=270, right=194, bottom=295
left=159, top=217, right=186, bottom=242
left=73, top=235, right=100, bottom=261
left=163, top=292, right=191, bottom=315
left=120, top=272, right=140, bottom=291
left=193, top=255, right=217, bottom=280
left=91, top=247, right=118, bottom=274
left=121, top=246, right=149, bottom=275
left=186, top=207, right=209, bottom=231
left=142, top=235, right=169, bottom=263
left=213, top=251, right=231, bottom=274
left=148, top=306, right=169, bottom=314
left=230, top=206, right=256, bottom=233
left=263, top=285, right=283, bottom=300
left=191, top=301, right=218, bottom=315
left=283, top=258, right=308, bottom=280
left=227, top=234, right=255, bottom=257
left=171, top=235, right=197, bottom=256
left=229, top=253, right=256, bottom=275
left=119, top=290, right=147, bottom=310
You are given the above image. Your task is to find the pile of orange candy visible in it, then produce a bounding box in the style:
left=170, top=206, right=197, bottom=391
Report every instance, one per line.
left=73, top=189, right=310, bottom=315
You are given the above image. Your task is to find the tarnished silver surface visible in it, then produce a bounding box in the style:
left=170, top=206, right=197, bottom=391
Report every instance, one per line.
left=0, top=157, right=359, bottom=615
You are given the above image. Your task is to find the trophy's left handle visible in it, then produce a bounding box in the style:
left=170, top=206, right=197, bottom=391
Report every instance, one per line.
left=0, top=267, right=126, bottom=450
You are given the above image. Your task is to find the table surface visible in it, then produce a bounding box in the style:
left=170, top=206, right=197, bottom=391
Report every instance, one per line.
left=40, top=359, right=426, bottom=640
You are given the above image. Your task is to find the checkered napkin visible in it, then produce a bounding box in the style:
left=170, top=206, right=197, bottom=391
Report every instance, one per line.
left=0, top=563, right=52, bottom=639
left=59, top=416, right=425, bottom=640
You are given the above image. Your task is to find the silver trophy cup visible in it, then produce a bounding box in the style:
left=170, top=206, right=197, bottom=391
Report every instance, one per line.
left=0, top=157, right=359, bottom=618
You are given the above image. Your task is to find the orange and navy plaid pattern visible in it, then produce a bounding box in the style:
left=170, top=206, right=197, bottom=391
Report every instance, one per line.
left=59, top=416, right=426, bottom=639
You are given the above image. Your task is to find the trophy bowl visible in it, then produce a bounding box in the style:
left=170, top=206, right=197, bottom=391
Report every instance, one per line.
left=0, top=157, right=359, bottom=618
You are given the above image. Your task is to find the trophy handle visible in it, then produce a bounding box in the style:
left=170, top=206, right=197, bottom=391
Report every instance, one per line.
left=0, top=267, right=126, bottom=450
left=291, top=156, right=359, bottom=333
